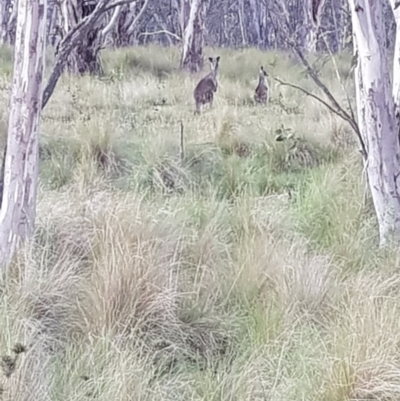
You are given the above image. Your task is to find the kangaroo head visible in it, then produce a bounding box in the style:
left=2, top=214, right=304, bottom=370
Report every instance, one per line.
left=208, top=56, right=220, bottom=74
left=260, top=66, right=268, bottom=78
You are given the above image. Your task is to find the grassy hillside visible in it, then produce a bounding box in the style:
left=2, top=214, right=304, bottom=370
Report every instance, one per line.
left=0, top=45, right=399, bottom=401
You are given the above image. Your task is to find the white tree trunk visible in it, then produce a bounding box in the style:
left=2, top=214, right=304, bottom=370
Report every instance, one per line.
left=179, top=0, right=190, bottom=38
left=237, top=0, right=246, bottom=46
left=0, top=0, right=47, bottom=266
left=349, top=0, right=400, bottom=247
left=180, top=0, right=207, bottom=73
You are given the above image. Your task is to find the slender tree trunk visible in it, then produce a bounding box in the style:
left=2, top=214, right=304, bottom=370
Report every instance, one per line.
left=299, top=0, right=327, bottom=52
left=116, top=4, right=135, bottom=46
left=180, top=0, right=190, bottom=38
left=0, top=0, right=9, bottom=44
left=180, top=0, right=208, bottom=73
left=330, top=0, right=340, bottom=52
left=0, top=0, right=47, bottom=266
left=237, top=0, right=246, bottom=46
left=349, top=0, right=400, bottom=247
left=249, top=0, right=261, bottom=47
left=47, top=0, right=61, bottom=47
left=0, top=0, right=17, bottom=45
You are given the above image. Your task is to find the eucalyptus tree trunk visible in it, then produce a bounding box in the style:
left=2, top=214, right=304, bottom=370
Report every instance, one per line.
left=0, top=0, right=47, bottom=266
left=299, top=0, right=327, bottom=52
left=237, top=0, right=246, bottom=46
left=115, top=0, right=150, bottom=47
left=60, top=0, right=102, bottom=74
left=180, top=0, right=208, bottom=72
left=247, top=0, right=261, bottom=47
left=349, top=0, right=400, bottom=247
left=0, top=0, right=10, bottom=44
left=179, top=0, right=191, bottom=38
left=47, top=0, right=62, bottom=47
left=0, top=0, right=17, bottom=45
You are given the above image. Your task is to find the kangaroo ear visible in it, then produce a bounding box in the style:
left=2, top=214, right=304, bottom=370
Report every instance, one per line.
left=260, top=66, right=264, bottom=70
left=208, top=57, right=213, bottom=63
left=216, top=56, right=220, bottom=62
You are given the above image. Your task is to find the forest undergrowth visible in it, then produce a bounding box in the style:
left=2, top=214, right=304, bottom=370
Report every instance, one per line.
left=0, top=45, right=399, bottom=401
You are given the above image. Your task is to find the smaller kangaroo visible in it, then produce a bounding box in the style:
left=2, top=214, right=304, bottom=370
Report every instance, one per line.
left=193, top=56, right=220, bottom=114
left=254, top=66, right=269, bottom=105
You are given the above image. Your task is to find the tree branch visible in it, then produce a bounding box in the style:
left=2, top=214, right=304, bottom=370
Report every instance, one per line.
left=273, top=75, right=367, bottom=158
left=282, top=39, right=367, bottom=159
left=126, top=0, right=151, bottom=36
left=101, top=5, right=122, bottom=38
left=41, top=0, right=137, bottom=110
left=273, top=76, right=344, bottom=118
left=321, top=33, right=357, bottom=125
left=103, top=0, right=137, bottom=13
left=138, top=29, right=181, bottom=41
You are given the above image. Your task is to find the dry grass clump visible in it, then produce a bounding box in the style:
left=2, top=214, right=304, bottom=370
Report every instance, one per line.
left=216, top=119, right=251, bottom=157
left=153, top=158, right=189, bottom=194
left=321, top=272, right=400, bottom=401
left=79, top=198, right=180, bottom=338
left=230, top=199, right=339, bottom=329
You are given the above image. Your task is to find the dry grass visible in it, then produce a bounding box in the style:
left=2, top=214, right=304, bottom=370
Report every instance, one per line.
left=0, top=44, right=398, bottom=400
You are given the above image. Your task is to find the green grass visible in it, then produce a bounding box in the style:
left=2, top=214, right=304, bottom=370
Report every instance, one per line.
left=0, top=44, right=398, bottom=401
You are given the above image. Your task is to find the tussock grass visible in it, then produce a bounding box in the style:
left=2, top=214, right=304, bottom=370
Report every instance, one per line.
left=0, top=44, right=398, bottom=401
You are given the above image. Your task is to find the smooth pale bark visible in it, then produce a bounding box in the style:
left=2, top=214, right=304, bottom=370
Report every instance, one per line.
left=0, top=0, right=47, bottom=266
left=180, top=0, right=190, bottom=38
left=349, top=0, right=400, bottom=247
left=180, top=0, right=207, bottom=73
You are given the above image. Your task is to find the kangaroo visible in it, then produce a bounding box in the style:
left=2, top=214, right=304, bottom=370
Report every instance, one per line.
left=254, top=66, right=269, bottom=105
left=193, top=56, right=220, bottom=114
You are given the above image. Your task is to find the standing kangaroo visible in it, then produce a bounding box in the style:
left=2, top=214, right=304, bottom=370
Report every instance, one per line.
left=193, top=56, right=220, bottom=114
left=254, top=66, right=269, bottom=105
